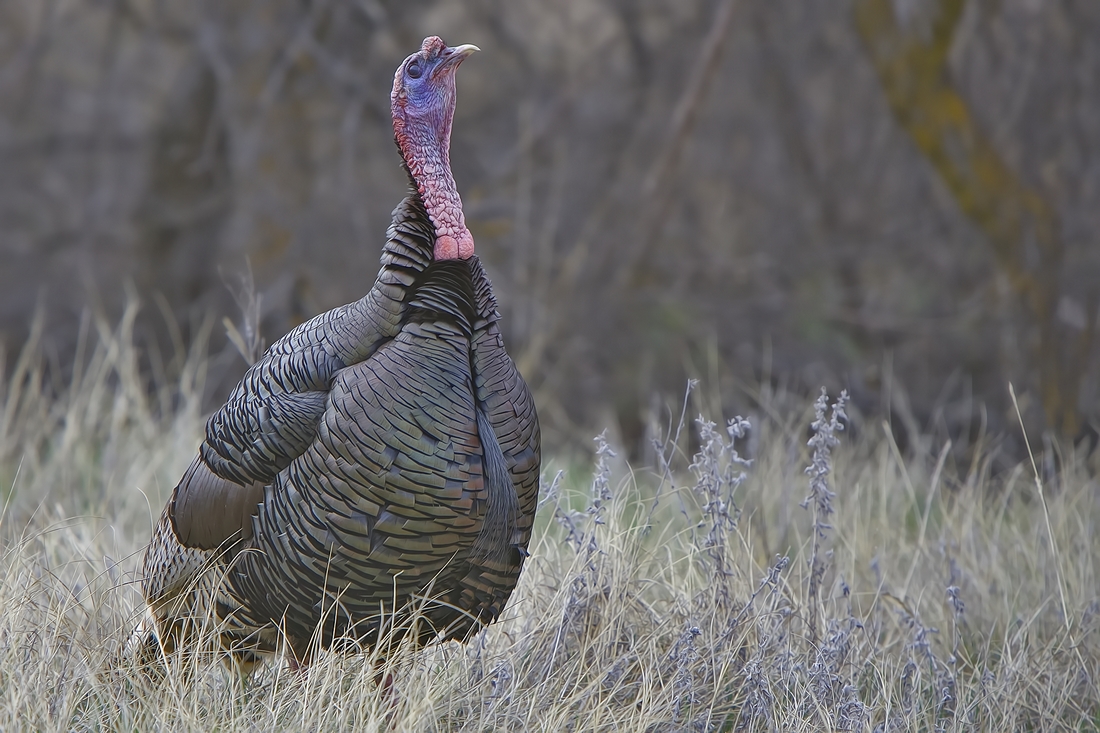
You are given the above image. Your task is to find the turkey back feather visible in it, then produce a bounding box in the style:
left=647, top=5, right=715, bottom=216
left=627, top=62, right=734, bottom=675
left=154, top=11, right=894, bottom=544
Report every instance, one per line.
left=170, top=457, right=262, bottom=550
left=195, top=193, right=434, bottom=488
left=169, top=192, right=435, bottom=549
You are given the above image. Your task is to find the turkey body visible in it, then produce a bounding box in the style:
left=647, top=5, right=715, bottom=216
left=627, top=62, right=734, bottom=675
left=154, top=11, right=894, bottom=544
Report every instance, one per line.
left=230, top=247, right=540, bottom=649
left=141, top=190, right=540, bottom=660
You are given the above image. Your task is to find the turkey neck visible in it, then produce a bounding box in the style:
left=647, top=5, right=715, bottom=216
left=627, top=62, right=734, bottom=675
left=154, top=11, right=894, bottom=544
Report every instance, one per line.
left=397, top=125, right=474, bottom=262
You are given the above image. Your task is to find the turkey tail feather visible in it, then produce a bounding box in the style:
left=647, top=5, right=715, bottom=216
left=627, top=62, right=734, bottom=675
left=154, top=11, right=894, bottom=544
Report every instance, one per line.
left=470, top=407, right=521, bottom=562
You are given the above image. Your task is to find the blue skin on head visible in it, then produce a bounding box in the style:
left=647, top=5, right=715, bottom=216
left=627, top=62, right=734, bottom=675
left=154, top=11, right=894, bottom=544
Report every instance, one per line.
left=403, top=55, right=449, bottom=113
left=392, top=38, right=476, bottom=139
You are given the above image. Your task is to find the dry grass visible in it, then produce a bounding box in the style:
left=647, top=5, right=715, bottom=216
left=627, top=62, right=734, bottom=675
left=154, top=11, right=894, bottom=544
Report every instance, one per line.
left=1, top=312, right=1098, bottom=732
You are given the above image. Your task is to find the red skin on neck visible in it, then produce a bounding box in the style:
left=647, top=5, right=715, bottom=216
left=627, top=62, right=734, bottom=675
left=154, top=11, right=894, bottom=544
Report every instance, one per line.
left=394, top=123, right=474, bottom=260
left=391, top=40, right=475, bottom=261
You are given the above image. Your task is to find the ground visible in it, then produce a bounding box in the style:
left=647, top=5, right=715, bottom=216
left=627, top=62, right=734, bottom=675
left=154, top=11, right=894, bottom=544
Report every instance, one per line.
left=1, top=316, right=1098, bottom=731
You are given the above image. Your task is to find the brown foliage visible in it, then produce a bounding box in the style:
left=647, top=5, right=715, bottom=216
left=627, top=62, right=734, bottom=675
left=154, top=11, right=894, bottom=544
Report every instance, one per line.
left=855, top=0, right=1098, bottom=437
left=1, top=0, right=1098, bottom=450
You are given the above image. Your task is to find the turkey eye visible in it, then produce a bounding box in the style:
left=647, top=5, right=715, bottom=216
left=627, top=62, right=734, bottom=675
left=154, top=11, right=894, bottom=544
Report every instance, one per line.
left=407, top=61, right=422, bottom=79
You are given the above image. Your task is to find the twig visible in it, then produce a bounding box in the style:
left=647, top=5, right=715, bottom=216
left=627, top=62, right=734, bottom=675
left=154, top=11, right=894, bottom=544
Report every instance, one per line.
left=641, top=0, right=739, bottom=200
left=614, top=0, right=741, bottom=291
left=219, top=259, right=265, bottom=365
left=902, top=439, right=951, bottom=595
left=645, top=378, right=699, bottom=528
left=801, top=388, right=848, bottom=644
left=1008, top=384, right=1071, bottom=633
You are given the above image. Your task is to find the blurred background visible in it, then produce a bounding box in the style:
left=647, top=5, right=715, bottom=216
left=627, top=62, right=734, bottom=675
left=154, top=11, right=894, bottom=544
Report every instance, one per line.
left=1, top=0, right=1097, bottom=458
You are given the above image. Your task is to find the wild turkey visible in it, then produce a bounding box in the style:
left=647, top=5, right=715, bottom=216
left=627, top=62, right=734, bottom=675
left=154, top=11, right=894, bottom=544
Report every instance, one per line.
left=140, top=36, right=541, bottom=664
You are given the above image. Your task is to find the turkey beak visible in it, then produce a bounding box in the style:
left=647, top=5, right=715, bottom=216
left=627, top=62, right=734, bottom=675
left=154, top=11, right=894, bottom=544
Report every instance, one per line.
left=434, top=44, right=479, bottom=78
